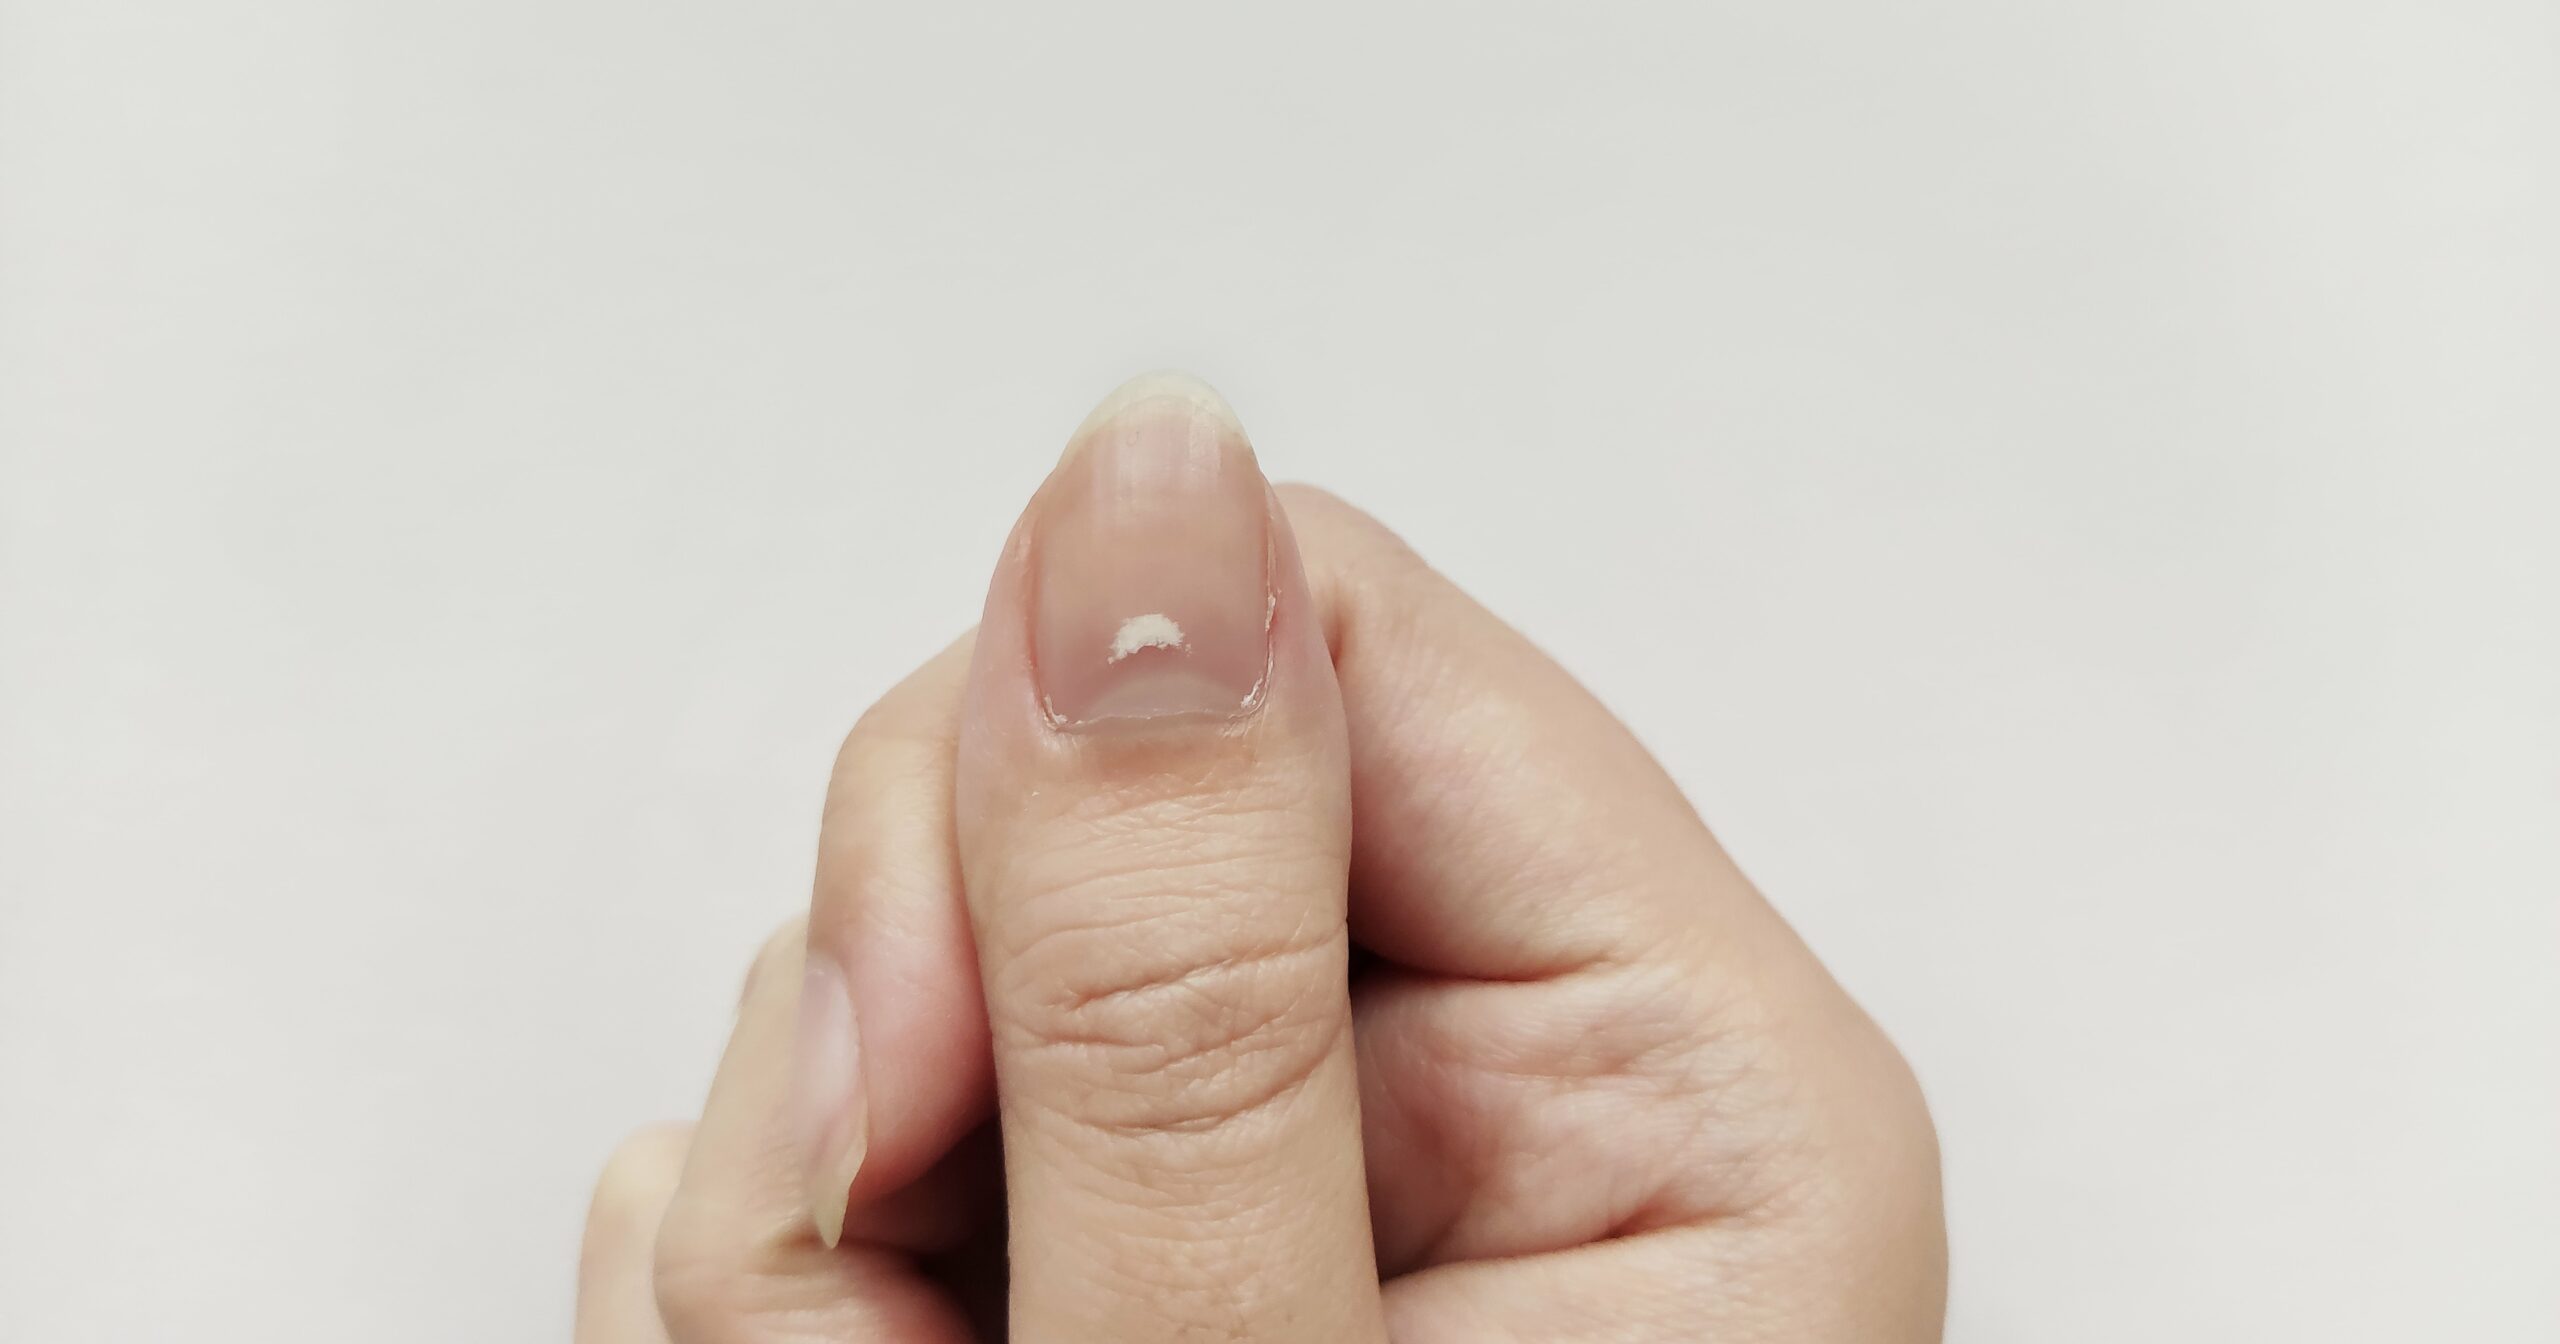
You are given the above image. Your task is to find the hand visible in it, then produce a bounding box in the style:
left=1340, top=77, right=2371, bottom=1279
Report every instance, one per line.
left=575, top=374, right=1946, bottom=1342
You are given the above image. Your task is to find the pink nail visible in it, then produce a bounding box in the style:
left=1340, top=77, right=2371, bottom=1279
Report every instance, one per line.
left=1031, top=374, right=1274, bottom=729
left=790, top=949, right=867, bottom=1248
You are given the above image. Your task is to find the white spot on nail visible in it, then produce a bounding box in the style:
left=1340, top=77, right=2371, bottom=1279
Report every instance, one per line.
left=1108, top=613, right=1186, bottom=662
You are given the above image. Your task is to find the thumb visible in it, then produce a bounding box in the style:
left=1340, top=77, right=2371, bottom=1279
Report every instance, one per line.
left=953, top=373, right=1386, bottom=1343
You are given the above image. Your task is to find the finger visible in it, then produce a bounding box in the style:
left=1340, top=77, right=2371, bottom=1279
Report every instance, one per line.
left=1278, top=485, right=1943, bottom=1327
left=1379, top=1229, right=1777, bottom=1344
left=653, top=920, right=983, bottom=1344
left=792, top=632, right=990, bottom=1246
left=576, top=1124, right=690, bottom=1344
left=1279, top=482, right=1801, bottom=982
left=954, top=373, right=1387, bottom=1342
left=1382, top=1231, right=1723, bottom=1344
left=1382, top=1211, right=1944, bottom=1344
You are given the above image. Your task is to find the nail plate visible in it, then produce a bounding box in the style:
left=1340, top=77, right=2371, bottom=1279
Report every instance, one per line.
left=791, top=949, right=867, bottom=1248
left=1032, top=374, right=1274, bottom=729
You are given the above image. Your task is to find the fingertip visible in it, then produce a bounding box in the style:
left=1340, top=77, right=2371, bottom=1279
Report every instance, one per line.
left=805, top=635, right=994, bottom=1209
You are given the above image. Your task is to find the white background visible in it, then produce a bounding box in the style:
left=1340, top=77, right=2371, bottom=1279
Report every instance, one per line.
left=3, top=3, right=2554, bottom=1340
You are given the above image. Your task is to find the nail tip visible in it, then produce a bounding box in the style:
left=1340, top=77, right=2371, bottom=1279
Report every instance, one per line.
left=809, top=1178, right=850, bottom=1250
left=1070, top=370, right=1246, bottom=447
left=808, top=1125, right=868, bottom=1249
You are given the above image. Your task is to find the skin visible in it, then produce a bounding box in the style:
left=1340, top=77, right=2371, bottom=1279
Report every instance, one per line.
left=574, top=376, right=1947, bottom=1342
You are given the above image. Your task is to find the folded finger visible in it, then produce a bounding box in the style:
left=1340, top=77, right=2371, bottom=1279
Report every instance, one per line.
left=792, top=633, right=990, bottom=1246
left=652, top=921, right=981, bottom=1344
left=1279, top=485, right=1940, bottom=1310
left=575, top=1124, right=689, bottom=1344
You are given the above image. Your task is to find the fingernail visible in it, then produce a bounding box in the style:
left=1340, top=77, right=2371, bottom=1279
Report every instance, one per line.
left=1032, top=373, right=1274, bottom=729
left=790, top=949, right=867, bottom=1248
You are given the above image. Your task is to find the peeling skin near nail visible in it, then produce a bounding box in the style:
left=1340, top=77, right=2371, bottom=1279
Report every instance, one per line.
left=1107, top=613, right=1186, bottom=663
